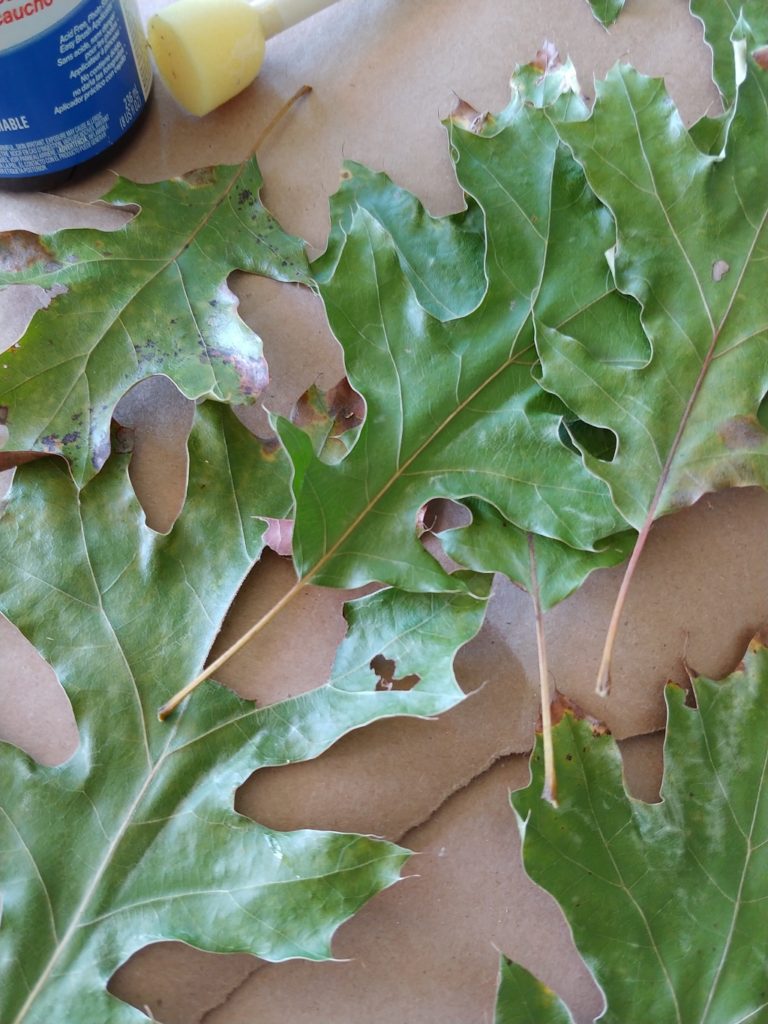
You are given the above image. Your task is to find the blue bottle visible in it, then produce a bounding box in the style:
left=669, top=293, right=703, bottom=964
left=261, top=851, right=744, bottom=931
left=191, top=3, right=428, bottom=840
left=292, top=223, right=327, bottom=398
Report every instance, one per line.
left=0, top=0, right=151, bottom=189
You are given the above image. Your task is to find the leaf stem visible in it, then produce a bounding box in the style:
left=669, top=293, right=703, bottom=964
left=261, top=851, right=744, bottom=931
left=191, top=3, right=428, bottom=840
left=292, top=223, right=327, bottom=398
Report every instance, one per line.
left=595, top=515, right=654, bottom=696
left=528, top=534, right=557, bottom=805
left=250, top=84, right=312, bottom=156
left=158, top=577, right=307, bottom=719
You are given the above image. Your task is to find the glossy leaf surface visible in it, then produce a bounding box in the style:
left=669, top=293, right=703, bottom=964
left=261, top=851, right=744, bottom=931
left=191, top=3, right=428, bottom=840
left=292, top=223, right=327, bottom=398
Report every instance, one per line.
left=441, top=497, right=633, bottom=611
left=539, top=19, right=768, bottom=533
left=0, top=403, right=490, bottom=1023
left=283, top=55, right=641, bottom=596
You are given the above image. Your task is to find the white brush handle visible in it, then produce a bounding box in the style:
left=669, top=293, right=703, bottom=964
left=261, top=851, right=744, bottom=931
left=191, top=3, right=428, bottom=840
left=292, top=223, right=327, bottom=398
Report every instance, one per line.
left=254, top=0, right=341, bottom=39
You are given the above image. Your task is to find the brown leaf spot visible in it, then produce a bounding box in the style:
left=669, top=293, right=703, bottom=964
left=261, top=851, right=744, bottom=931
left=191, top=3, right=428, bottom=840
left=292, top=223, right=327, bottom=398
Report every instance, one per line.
left=0, top=231, right=62, bottom=274
left=718, top=414, right=766, bottom=450
left=324, top=378, right=365, bottom=429
left=449, top=98, right=488, bottom=134
left=532, top=40, right=561, bottom=74
left=712, top=259, right=730, bottom=282
left=370, top=654, right=420, bottom=692
left=0, top=406, right=7, bottom=426
left=748, top=627, right=768, bottom=654
left=753, top=45, right=768, bottom=71
left=292, top=377, right=364, bottom=436
left=182, top=166, right=218, bottom=187
left=112, top=424, right=135, bottom=455
left=548, top=690, right=609, bottom=736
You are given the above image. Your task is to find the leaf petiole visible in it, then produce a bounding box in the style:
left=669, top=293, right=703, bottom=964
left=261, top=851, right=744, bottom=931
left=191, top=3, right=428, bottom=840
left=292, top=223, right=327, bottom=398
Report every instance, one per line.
left=158, top=576, right=307, bottom=718
left=528, top=534, right=557, bottom=805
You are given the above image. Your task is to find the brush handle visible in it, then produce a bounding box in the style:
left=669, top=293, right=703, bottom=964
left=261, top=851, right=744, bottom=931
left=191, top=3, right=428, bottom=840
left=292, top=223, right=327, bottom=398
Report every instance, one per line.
left=254, top=0, right=341, bottom=39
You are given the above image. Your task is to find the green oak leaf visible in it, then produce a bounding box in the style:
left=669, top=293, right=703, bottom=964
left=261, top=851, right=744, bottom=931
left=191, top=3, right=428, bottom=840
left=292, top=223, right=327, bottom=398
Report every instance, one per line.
left=495, top=956, right=574, bottom=1024
left=0, top=402, right=490, bottom=1024
left=278, top=53, right=643, bottom=596
left=583, top=0, right=626, bottom=27
left=692, top=0, right=768, bottom=100
left=327, top=162, right=487, bottom=321
left=440, top=497, right=633, bottom=611
left=538, top=20, right=768, bottom=534
left=0, top=156, right=308, bottom=486
left=503, top=632, right=768, bottom=1024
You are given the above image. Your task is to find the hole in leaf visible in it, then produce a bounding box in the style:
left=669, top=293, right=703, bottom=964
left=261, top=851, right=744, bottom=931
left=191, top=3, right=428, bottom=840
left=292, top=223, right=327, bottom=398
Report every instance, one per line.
left=618, top=733, right=664, bottom=804
left=421, top=497, right=472, bottom=534
left=0, top=614, right=78, bottom=766
left=419, top=498, right=472, bottom=573
left=210, top=551, right=352, bottom=706
left=0, top=284, right=63, bottom=355
left=559, top=418, right=617, bottom=462
left=114, top=376, right=194, bottom=534
left=370, top=654, right=420, bottom=692
left=109, top=941, right=258, bottom=1023
left=712, top=258, right=730, bottom=282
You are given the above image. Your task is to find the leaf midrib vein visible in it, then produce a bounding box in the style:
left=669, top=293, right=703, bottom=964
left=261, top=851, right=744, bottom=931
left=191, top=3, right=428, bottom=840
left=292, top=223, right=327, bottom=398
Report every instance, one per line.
left=9, top=721, right=182, bottom=1024
left=696, top=700, right=768, bottom=1024
left=302, top=139, right=562, bottom=583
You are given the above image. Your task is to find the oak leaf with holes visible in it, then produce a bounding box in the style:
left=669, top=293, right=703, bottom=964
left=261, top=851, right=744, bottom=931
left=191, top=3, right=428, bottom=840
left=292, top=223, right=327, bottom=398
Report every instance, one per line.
left=0, top=157, right=308, bottom=486
left=0, top=401, right=490, bottom=1024
left=495, top=631, right=768, bottom=1023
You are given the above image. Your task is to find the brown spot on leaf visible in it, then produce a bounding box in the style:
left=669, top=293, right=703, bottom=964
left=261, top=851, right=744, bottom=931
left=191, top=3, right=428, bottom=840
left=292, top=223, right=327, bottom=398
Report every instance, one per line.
left=340, top=168, right=353, bottom=181
left=532, top=40, right=561, bottom=74
left=450, top=98, right=489, bottom=134
left=753, top=45, right=768, bottom=71
left=0, top=231, right=62, bottom=274
left=0, top=406, right=7, bottom=426
left=718, top=415, right=766, bottom=450
left=183, top=166, right=218, bottom=188
left=370, top=654, right=419, bottom=692
left=325, top=378, right=365, bottom=430
left=259, top=435, right=282, bottom=460
left=547, top=690, right=609, bottom=736
left=292, top=377, right=365, bottom=436
left=712, top=259, right=730, bottom=282
left=111, top=422, right=135, bottom=455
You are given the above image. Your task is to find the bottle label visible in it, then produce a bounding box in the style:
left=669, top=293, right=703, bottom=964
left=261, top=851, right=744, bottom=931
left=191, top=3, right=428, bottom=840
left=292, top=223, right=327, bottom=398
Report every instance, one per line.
left=0, top=0, right=151, bottom=178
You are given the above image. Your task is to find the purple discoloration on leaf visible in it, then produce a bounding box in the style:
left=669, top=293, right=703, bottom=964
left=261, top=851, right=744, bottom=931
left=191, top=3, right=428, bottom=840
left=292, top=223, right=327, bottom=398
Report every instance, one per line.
left=718, top=415, right=766, bottom=450
left=206, top=348, right=269, bottom=398
left=263, top=517, right=294, bottom=556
